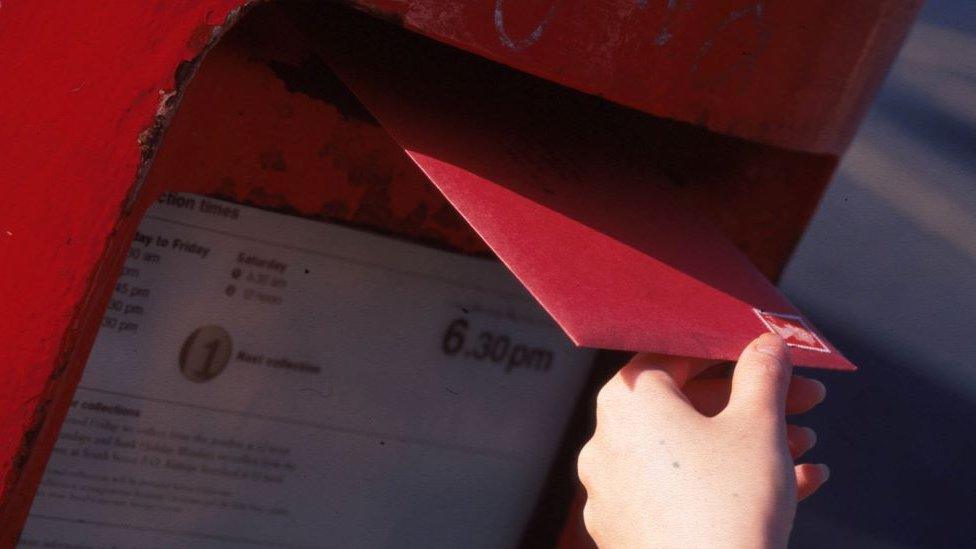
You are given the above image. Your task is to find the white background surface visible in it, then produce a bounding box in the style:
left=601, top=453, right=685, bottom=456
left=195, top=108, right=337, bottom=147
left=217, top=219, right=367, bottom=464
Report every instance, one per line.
left=20, top=197, right=594, bottom=548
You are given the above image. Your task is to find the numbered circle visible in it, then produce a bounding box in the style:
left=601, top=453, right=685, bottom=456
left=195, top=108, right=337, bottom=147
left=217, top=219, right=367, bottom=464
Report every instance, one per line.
left=179, top=325, right=233, bottom=382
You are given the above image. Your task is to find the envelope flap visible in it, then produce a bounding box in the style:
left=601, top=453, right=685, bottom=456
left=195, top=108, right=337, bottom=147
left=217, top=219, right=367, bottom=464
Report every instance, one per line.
left=312, top=16, right=854, bottom=370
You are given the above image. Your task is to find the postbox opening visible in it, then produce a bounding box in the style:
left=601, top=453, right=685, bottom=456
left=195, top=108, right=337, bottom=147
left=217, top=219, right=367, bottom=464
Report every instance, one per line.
left=144, top=4, right=492, bottom=259
left=143, top=0, right=844, bottom=282
left=137, top=0, right=852, bottom=371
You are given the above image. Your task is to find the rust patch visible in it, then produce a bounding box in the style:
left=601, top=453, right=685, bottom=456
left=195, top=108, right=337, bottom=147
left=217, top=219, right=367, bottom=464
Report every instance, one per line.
left=267, top=56, right=378, bottom=124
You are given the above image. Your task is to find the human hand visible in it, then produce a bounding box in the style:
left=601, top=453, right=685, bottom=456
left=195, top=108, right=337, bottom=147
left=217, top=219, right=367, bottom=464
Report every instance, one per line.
left=577, top=334, right=830, bottom=548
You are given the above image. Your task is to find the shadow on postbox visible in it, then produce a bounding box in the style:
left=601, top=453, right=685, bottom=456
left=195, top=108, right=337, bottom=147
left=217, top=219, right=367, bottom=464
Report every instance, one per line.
left=19, top=3, right=853, bottom=549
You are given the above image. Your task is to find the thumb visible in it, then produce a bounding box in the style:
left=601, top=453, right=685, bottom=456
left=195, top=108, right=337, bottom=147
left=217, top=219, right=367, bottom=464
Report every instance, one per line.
left=726, top=333, right=793, bottom=420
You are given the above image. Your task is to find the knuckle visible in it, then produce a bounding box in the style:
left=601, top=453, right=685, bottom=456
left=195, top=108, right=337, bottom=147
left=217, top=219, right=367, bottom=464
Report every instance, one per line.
left=582, top=499, right=599, bottom=537
left=624, top=368, right=674, bottom=398
left=582, top=498, right=609, bottom=547
left=576, top=444, right=594, bottom=485
left=753, top=351, right=788, bottom=374
left=744, top=353, right=789, bottom=384
left=594, top=381, right=621, bottom=412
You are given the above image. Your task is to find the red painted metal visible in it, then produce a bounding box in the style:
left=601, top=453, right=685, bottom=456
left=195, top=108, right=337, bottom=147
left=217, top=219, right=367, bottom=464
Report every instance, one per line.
left=353, top=0, right=922, bottom=154
left=0, top=0, right=919, bottom=545
left=1, top=3, right=241, bottom=544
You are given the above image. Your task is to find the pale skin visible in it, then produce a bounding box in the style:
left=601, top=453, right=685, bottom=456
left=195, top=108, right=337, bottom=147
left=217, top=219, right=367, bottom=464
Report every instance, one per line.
left=577, top=333, right=830, bottom=548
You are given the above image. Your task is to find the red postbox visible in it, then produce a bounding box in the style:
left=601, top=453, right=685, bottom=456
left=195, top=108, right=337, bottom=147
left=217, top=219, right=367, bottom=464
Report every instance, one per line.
left=0, top=1, right=920, bottom=546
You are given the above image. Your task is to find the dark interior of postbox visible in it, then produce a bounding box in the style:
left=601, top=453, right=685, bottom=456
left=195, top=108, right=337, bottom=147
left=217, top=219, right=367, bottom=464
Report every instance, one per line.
left=149, top=1, right=838, bottom=280
left=76, top=0, right=839, bottom=545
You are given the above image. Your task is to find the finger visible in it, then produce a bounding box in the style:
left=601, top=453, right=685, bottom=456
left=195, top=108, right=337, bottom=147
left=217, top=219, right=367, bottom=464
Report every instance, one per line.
left=598, top=358, right=699, bottom=420
left=684, top=375, right=826, bottom=417
left=785, top=377, right=827, bottom=415
left=726, top=333, right=793, bottom=420
left=786, top=425, right=817, bottom=459
left=624, top=353, right=720, bottom=389
left=610, top=361, right=694, bottom=417
left=795, top=463, right=830, bottom=501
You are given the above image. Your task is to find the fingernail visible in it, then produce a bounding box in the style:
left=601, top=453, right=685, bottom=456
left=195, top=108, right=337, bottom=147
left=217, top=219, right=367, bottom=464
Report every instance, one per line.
left=754, top=334, right=786, bottom=358
left=811, top=379, right=827, bottom=403
left=803, top=427, right=818, bottom=446
left=819, top=464, right=831, bottom=481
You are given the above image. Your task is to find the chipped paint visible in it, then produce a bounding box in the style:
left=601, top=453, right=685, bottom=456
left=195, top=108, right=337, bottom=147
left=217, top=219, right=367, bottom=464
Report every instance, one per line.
left=691, top=1, right=770, bottom=90
left=494, top=0, right=558, bottom=51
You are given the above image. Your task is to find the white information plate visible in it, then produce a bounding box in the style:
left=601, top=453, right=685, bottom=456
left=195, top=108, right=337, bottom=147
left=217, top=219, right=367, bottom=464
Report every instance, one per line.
left=19, top=194, right=595, bottom=549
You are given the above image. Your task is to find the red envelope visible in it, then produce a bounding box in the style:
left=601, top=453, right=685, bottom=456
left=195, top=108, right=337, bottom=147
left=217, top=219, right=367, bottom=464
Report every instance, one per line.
left=313, top=16, right=854, bottom=371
